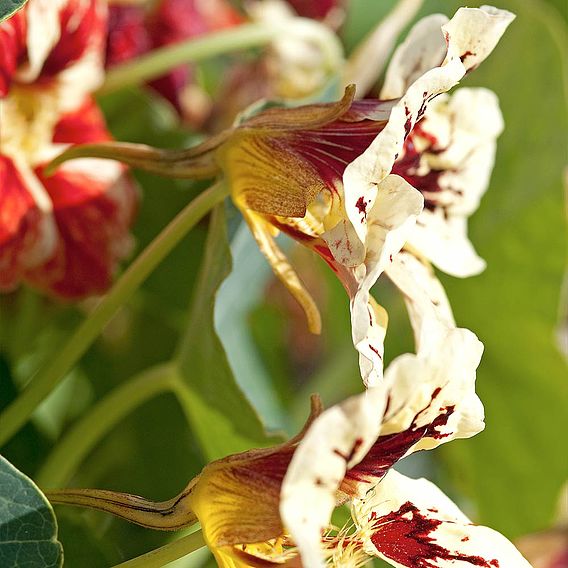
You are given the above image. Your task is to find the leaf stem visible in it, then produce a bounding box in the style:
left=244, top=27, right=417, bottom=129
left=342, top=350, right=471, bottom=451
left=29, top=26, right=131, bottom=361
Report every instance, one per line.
left=37, top=364, right=177, bottom=488
left=0, top=181, right=228, bottom=448
left=100, top=23, right=276, bottom=94
left=112, top=529, right=207, bottom=568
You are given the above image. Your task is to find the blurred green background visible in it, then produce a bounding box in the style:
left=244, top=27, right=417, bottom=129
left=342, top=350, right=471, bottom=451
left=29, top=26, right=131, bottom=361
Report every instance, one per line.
left=1, top=0, right=566, bottom=566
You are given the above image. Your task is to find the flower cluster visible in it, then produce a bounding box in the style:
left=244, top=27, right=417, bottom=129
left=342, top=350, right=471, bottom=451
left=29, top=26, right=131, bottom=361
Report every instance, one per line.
left=6, top=2, right=536, bottom=566
left=0, top=0, right=137, bottom=298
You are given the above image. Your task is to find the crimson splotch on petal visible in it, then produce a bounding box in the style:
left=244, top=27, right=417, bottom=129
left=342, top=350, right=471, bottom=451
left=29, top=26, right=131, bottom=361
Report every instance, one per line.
left=354, top=471, right=533, bottom=568
left=391, top=89, right=504, bottom=277
left=380, top=10, right=508, bottom=278
left=341, top=6, right=514, bottom=254
left=0, top=0, right=138, bottom=299
left=46, top=326, right=529, bottom=568
left=280, top=327, right=532, bottom=568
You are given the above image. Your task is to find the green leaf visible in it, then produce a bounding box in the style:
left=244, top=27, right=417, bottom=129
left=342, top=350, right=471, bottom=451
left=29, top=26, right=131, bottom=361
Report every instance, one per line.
left=174, top=205, right=282, bottom=462
left=0, top=0, right=27, bottom=23
left=0, top=455, right=63, bottom=568
left=436, top=0, right=568, bottom=537
left=216, top=224, right=288, bottom=431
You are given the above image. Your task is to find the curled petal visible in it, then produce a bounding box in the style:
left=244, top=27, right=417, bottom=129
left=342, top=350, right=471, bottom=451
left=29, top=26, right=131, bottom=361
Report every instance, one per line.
left=341, top=326, right=484, bottom=497
left=443, top=5, right=516, bottom=73
left=281, top=386, right=387, bottom=568
left=353, top=470, right=532, bottom=568
left=380, top=13, right=449, bottom=100
left=241, top=83, right=356, bottom=131
left=343, top=6, right=514, bottom=250
left=242, top=209, right=322, bottom=334
left=332, top=175, right=424, bottom=385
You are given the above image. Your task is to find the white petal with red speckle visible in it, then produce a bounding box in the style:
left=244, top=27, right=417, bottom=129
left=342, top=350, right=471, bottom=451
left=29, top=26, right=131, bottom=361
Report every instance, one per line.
left=344, top=174, right=424, bottom=386
left=403, top=88, right=504, bottom=277
left=337, top=325, right=483, bottom=500
left=281, top=386, right=387, bottom=568
left=341, top=6, right=514, bottom=252
left=381, top=324, right=484, bottom=451
left=354, top=471, right=533, bottom=568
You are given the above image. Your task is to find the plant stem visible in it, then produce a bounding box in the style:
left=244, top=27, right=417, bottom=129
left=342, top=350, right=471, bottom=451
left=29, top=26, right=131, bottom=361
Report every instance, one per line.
left=0, top=181, right=228, bottom=448
left=112, top=530, right=207, bottom=568
left=37, top=364, right=177, bottom=488
left=100, top=23, right=275, bottom=94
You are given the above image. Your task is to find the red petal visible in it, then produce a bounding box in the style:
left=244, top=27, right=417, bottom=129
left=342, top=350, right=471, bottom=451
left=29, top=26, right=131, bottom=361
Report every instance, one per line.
left=41, top=0, right=106, bottom=78
left=286, top=0, right=342, bottom=21
left=28, top=164, right=137, bottom=298
left=53, top=97, right=112, bottom=145
left=0, top=156, right=50, bottom=290
left=106, top=4, right=151, bottom=67
left=145, top=0, right=243, bottom=112
left=0, top=9, right=27, bottom=96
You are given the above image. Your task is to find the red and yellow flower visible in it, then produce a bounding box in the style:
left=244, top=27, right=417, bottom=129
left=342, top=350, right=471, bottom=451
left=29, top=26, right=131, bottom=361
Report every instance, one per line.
left=0, top=0, right=137, bottom=298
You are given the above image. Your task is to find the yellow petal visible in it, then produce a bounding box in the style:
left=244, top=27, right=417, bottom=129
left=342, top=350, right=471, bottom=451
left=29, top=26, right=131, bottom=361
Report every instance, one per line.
left=241, top=209, right=322, bottom=334
left=190, top=397, right=323, bottom=550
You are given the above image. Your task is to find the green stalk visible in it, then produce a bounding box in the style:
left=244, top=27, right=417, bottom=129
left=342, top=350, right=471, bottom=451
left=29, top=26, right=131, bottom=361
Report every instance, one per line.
left=0, top=181, right=228, bottom=448
left=112, top=530, right=207, bottom=568
left=99, top=19, right=344, bottom=95
left=37, top=364, right=177, bottom=488
left=100, top=23, right=276, bottom=94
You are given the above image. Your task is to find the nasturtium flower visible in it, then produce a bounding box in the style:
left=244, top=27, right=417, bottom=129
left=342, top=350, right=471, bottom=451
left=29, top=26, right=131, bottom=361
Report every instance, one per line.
left=382, top=15, right=506, bottom=277
left=50, top=6, right=513, bottom=383
left=0, top=0, right=137, bottom=298
left=106, top=0, right=243, bottom=122
left=49, top=325, right=531, bottom=567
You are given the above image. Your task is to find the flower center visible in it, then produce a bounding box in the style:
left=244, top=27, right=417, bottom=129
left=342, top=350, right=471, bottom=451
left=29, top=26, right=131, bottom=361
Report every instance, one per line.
left=1, top=83, right=61, bottom=164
